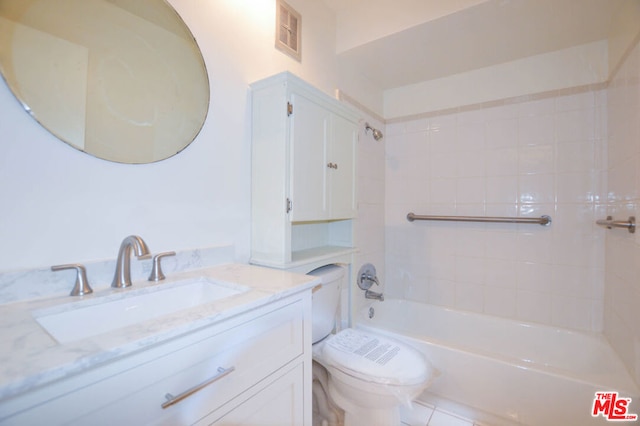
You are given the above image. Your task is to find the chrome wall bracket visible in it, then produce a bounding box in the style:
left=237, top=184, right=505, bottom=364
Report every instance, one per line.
left=596, top=216, right=635, bottom=234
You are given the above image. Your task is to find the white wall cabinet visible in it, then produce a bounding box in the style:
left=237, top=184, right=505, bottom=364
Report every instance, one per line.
left=0, top=293, right=312, bottom=426
left=251, top=72, right=359, bottom=269
left=289, top=93, right=357, bottom=222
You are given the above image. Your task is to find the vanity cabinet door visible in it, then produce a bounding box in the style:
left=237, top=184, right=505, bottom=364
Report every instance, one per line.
left=200, top=362, right=305, bottom=425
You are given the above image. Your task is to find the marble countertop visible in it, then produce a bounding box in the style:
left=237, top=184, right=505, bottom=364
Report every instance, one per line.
left=0, top=263, right=319, bottom=401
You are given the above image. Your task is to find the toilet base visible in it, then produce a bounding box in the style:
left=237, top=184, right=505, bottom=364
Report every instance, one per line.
left=328, top=376, right=402, bottom=426
left=312, top=361, right=344, bottom=426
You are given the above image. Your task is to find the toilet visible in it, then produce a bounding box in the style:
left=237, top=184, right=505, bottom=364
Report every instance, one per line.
left=308, top=264, right=433, bottom=426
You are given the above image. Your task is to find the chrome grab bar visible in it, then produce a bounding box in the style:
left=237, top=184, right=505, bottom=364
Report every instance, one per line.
left=161, top=366, right=235, bottom=409
left=596, top=216, right=635, bottom=234
left=407, top=213, right=552, bottom=226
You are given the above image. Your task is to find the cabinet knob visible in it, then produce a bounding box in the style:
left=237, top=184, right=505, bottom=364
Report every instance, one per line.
left=327, top=162, right=338, bottom=170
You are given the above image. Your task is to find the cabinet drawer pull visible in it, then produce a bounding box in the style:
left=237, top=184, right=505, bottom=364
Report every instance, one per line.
left=161, top=366, right=236, bottom=409
left=327, top=162, right=338, bottom=169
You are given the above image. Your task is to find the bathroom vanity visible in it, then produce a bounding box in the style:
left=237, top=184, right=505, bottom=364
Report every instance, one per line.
left=0, top=264, right=317, bottom=425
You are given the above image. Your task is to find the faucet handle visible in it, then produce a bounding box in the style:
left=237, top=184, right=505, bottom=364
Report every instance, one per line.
left=148, top=251, right=176, bottom=282
left=363, top=273, right=379, bottom=285
left=357, top=263, right=379, bottom=290
left=51, top=264, right=93, bottom=296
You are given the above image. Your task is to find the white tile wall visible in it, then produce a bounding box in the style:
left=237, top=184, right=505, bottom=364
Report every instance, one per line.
left=354, top=36, right=640, bottom=389
left=354, top=115, right=386, bottom=320
left=604, top=39, right=640, bottom=385
left=384, top=88, right=606, bottom=331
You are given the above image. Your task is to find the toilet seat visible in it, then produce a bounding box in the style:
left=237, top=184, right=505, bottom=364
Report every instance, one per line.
left=318, top=328, right=431, bottom=386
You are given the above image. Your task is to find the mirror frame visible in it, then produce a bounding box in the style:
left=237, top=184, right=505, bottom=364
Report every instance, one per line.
left=0, top=0, right=210, bottom=164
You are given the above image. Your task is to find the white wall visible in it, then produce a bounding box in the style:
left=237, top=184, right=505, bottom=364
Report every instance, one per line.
left=383, top=41, right=608, bottom=119
left=0, top=0, right=342, bottom=272
left=604, top=37, right=640, bottom=385
left=384, top=89, right=607, bottom=332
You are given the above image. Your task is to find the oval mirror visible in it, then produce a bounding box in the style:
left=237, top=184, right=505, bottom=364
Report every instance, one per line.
left=0, top=0, right=209, bottom=164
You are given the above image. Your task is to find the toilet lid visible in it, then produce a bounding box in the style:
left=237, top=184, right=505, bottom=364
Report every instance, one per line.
left=321, top=328, right=431, bottom=386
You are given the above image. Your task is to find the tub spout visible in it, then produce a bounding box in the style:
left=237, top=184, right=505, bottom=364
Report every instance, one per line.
left=365, top=289, right=384, bottom=301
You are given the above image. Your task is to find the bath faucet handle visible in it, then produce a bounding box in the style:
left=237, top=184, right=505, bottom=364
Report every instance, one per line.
left=362, top=273, right=379, bottom=285
left=51, top=263, right=93, bottom=296
left=358, top=263, right=380, bottom=291
left=148, top=251, right=176, bottom=282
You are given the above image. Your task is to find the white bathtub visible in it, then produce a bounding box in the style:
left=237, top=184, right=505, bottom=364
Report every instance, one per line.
left=356, top=299, right=640, bottom=426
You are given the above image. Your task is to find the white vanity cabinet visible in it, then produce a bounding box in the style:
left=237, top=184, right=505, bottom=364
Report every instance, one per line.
left=251, top=72, right=359, bottom=268
left=0, top=292, right=311, bottom=426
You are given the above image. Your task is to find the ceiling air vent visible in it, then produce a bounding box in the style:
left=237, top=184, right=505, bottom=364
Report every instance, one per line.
left=275, top=0, right=301, bottom=61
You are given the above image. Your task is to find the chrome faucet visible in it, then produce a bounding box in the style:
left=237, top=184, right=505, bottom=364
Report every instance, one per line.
left=363, top=273, right=384, bottom=301
left=361, top=272, right=385, bottom=300
left=357, top=263, right=384, bottom=301
left=111, top=235, right=150, bottom=288
left=365, top=289, right=384, bottom=301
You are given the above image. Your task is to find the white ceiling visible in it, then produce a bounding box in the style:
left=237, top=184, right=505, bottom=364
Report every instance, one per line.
left=324, top=0, right=627, bottom=91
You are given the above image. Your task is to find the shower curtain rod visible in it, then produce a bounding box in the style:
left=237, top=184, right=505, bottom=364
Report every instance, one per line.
left=406, top=213, right=552, bottom=226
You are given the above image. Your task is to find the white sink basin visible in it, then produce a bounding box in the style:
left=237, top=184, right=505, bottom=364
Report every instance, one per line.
left=33, top=278, right=248, bottom=344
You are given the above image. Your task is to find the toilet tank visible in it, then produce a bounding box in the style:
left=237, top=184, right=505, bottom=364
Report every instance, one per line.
left=308, top=264, right=345, bottom=343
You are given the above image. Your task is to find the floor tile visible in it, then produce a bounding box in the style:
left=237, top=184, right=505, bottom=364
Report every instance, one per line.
left=400, top=402, right=435, bottom=425
left=427, top=409, right=474, bottom=426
